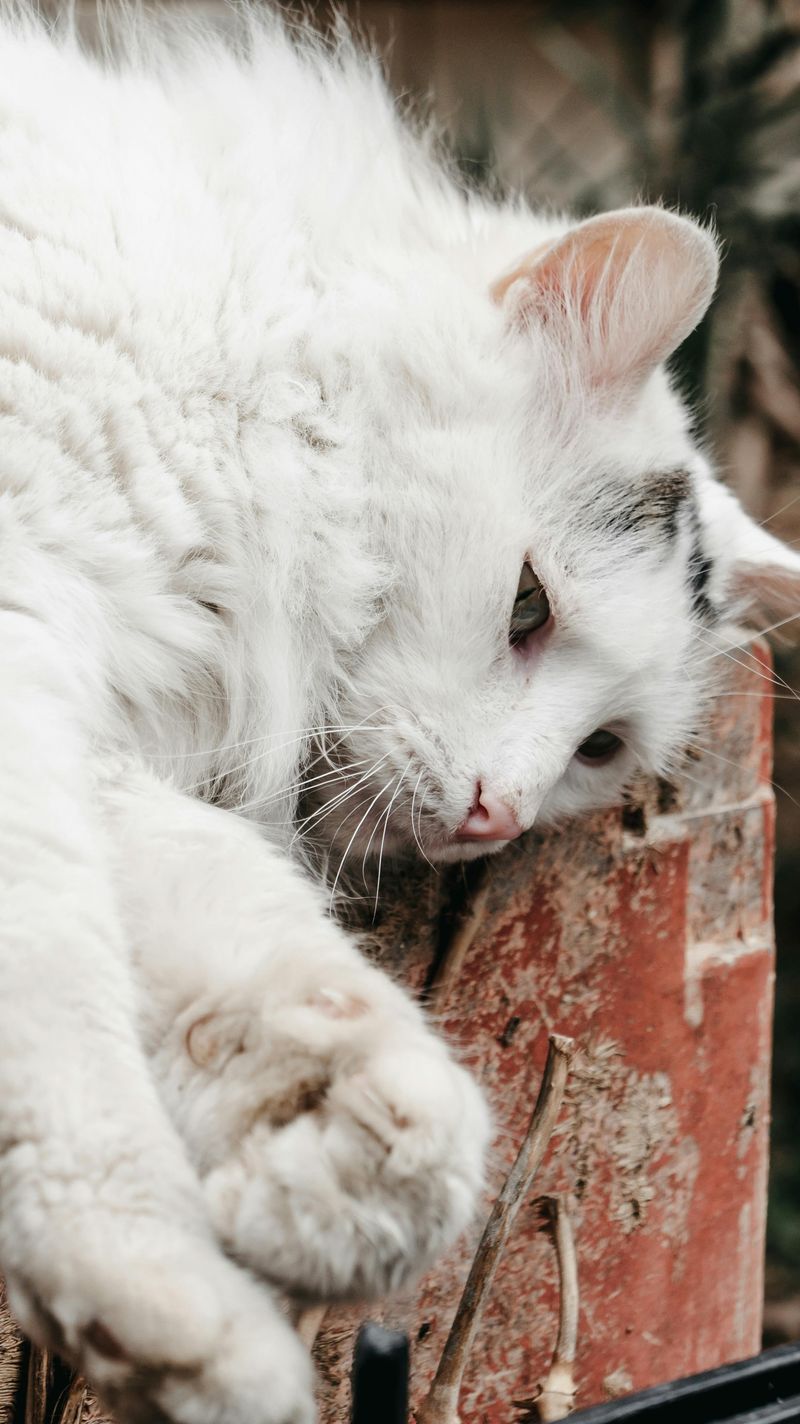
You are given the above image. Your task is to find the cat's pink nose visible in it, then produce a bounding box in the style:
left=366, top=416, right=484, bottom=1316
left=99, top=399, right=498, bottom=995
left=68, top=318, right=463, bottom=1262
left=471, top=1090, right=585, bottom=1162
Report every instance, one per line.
left=456, top=786, right=523, bottom=843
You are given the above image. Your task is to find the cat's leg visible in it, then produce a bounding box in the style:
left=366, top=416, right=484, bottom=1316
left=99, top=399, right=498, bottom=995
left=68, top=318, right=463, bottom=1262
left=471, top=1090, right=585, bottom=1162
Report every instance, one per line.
left=0, top=609, right=313, bottom=1423
left=101, top=764, right=490, bottom=1302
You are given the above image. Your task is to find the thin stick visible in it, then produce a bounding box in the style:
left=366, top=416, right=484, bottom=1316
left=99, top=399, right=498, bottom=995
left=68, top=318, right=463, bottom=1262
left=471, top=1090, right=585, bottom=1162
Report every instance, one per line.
left=23, top=1345, right=51, bottom=1424
left=54, top=1374, right=89, bottom=1424
left=0, top=1286, right=23, bottom=1424
left=416, top=1033, right=576, bottom=1424
left=295, top=1304, right=328, bottom=1350
left=535, top=1196, right=579, bottom=1422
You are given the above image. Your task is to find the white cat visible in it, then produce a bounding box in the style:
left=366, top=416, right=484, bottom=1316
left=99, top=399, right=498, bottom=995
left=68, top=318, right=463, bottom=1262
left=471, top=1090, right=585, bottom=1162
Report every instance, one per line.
left=0, top=6, right=797, bottom=1423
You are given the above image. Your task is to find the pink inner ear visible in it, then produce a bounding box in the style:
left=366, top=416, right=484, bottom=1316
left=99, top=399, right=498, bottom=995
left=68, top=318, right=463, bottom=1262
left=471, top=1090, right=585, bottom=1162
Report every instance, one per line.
left=489, top=208, right=719, bottom=392
left=489, top=238, right=554, bottom=307
left=495, top=233, right=632, bottom=327
left=492, top=228, right=635, bottom=327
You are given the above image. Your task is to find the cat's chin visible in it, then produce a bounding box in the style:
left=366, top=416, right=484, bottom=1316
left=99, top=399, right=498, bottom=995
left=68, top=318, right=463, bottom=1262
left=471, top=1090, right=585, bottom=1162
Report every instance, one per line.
left=417, top=836, right=512, bottom=866
left=351, top=830, right=514, bottom=870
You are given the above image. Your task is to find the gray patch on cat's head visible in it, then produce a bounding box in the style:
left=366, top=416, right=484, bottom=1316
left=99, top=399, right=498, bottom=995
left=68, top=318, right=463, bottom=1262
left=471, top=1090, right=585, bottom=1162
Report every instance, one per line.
left=592, top=468, right=717, bottom=623
left=602, top=468, right=691, bottom=546
left=685, top=500, right=717, bottom=623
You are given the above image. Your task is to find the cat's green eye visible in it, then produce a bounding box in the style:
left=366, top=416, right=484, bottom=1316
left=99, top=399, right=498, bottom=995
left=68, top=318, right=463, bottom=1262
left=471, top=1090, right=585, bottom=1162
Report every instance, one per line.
left=509, top=563, right=550, bottom=645
left=577, top=729, right=623, bottom=761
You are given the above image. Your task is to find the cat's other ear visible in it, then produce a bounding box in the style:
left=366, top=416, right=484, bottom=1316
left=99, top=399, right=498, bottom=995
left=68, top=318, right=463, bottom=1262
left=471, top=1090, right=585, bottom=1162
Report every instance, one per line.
left=491, top=206, right=719, bottom=394
left=698, top=478, right=800, bottom=629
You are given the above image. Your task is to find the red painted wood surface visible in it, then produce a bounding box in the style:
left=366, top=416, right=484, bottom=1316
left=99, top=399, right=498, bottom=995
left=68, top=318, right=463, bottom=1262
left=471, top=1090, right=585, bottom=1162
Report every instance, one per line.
left=317, top=645, right=775, bottom=1420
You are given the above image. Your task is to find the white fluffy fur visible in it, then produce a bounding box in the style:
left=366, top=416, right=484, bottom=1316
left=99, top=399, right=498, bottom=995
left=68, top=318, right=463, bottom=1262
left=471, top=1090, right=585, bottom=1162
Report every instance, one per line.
left=0, top=7, right=798, bottom=1423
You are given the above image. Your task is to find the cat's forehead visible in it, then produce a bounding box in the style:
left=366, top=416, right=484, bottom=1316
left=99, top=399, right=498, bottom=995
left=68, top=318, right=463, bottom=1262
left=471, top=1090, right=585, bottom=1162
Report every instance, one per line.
left=349, top=267, right=704, bottom=589
left=379, top=374, right=698, bottom=546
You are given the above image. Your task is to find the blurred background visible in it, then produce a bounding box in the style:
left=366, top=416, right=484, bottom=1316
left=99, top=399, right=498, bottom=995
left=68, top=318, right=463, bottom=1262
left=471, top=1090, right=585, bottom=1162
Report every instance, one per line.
left=317, top=0, right=800, bottom=1339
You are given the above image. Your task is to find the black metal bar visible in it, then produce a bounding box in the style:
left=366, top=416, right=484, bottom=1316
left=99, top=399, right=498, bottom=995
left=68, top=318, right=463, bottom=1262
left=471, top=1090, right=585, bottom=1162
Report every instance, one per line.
left=571, top=1344, right=800, bottom=1424
left=350, top=1321, right=410, bottom=1424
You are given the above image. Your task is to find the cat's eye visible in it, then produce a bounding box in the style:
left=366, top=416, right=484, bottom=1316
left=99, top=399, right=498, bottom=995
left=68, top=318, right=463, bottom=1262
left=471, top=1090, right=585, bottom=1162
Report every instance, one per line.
left=577, top=729, right=623, bottom=762
left=510, top=563, right=550, bottom=645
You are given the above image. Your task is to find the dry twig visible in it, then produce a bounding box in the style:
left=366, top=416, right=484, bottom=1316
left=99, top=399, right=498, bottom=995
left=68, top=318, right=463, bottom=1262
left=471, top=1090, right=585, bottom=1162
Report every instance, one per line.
left=0, top=1284, right=23, bottom=1424
left=515, top=1196, right=579, bottom=1422
left=23, top=1345, right=52, bottom=1424
left=54, top=1373, right=90, bottom=1424
left=294, top=1303, right=328, bottom=1350
left=416, top=1033, right=576, bottom=1424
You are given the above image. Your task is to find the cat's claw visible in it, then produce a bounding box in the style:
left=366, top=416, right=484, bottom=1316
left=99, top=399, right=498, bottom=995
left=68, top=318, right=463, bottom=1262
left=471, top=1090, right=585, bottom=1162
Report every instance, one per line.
left=173, top=958, right=490, bottom=1301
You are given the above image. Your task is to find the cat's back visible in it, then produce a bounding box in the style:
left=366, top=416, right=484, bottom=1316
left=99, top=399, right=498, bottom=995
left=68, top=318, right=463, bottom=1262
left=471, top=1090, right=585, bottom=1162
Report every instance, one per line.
left=0, top=8, right=446, bottom=376
left=0, top=14, right=316, bottom=438
left=0, top=8, right=458, bottom=536
left=0, top=7, right=442, bottom=780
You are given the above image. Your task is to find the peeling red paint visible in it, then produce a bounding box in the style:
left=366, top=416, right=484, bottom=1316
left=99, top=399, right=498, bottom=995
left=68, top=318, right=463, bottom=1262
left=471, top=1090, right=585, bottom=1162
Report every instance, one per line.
left=318, top=648, right=775, bottom=1421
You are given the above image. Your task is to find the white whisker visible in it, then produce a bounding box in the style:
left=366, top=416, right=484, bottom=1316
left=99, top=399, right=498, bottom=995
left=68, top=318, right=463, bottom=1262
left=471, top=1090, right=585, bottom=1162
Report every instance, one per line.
left=410, top=767, right=437, bottom=871
left=170, top=705, right=394, bottom=795
left=694, top=611, right=800, bottom=669
left=692, top=631, right=800, bottom=703
left=179, top=728, right=372, bottom=795
left=690, top=740, right=800, bottom=812
left=372, top=771, right=407, bottom=918
left=146, top=718, right=388, bottom=764
left=362, top=760, right=411, bottom=884
left=231, top=759, right=372, bottom=817
left=329, top=776, right=397, bottom=910
left=290, top=754, right=392, bottom=849
left=758, top=492, right=800, bottom=528
left=708, top=690, right=800, bottom=701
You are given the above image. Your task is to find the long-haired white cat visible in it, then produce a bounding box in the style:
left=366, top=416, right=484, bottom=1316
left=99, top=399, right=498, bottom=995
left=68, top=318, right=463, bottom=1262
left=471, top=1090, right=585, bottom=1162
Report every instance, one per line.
left=0, top=5, right=797, bottom=1422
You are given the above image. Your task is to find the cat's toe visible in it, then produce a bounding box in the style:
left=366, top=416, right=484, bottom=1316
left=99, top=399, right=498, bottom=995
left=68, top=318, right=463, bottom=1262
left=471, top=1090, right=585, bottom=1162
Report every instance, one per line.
left=170, top=955, right=488, bottom=1301
left=144, top=1268, right=315, bottom=1424
left=204, top=1030, right=490, bottom=1301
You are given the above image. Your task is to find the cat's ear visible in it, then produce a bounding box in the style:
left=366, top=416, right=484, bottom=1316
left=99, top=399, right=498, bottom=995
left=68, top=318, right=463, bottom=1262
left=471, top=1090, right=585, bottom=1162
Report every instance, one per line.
left=491, top=206, right=719, bottom=394
left=698, top=479, right=800, bottom=629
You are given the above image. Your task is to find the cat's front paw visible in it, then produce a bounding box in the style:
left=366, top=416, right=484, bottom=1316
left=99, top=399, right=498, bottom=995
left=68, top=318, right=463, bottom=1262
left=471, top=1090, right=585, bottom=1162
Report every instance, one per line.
left=5, top=1219, right=314, bottom=1424
left=171, top=957, right=490, bottom=1301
